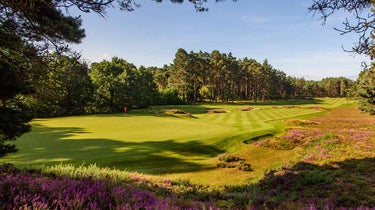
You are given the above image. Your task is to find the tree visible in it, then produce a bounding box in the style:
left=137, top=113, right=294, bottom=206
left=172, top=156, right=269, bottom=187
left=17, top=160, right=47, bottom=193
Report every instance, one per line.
left=309, top=0, right=375, bottom=112
left=357, top=65, right=375, bottom=114
left=90, top=57, right=133, bottom=112
left=0, top=58, right=34, bottom=156
left=134, top=66, right=159, bottom=108
left=170, top=48, right=190, bottom=101
left=0, top=0, right=85, bottom=156
left=32, top=55, right=93, bottom=117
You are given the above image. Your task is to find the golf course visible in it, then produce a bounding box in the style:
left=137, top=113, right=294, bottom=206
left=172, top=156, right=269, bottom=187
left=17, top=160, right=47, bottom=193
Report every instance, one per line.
left=0, top=98, right=354, bottom=186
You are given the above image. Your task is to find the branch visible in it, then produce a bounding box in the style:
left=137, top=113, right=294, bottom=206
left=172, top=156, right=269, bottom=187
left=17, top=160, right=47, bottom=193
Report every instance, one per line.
left=309, top=0, right=374, bottom=58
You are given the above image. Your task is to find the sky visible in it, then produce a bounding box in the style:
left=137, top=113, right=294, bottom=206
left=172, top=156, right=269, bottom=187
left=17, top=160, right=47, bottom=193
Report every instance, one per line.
left=70, top=0, right=370, bottom=80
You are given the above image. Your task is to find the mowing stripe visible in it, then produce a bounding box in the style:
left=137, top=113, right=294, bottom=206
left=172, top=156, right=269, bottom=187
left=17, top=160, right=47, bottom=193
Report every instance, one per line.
left=273, top=109, right=295, bottom=118
left=218, top=112, right=231, bottom=125
left=252, top=110, right=268, bottom=125
left=210, top=112, right=227, bottom=124
left=240, top=111, right=252, bottom=127
left=245, top=112, right=262, bottom=128
left=279, top=108, right=299, bottom=116
left=264, top=109, right=285, bottom=119
left=226, top=112, right=238, bottom=127
left=234, top=111, right=243, bottom=128
left=258, top=109, right=277, bottom=121
left=200, top=112, right=218, bottom=121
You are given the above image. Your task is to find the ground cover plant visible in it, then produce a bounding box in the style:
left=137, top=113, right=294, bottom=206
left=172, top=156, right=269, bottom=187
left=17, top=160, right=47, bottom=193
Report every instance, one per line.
left=0, top=164, right=215, bottom=209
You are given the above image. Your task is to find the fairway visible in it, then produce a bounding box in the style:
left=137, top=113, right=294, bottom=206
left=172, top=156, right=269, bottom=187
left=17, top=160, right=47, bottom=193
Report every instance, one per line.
left=1, top=98, right=353, bottom=184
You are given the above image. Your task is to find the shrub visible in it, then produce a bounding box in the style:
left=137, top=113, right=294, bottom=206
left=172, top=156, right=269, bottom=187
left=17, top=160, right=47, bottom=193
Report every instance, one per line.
left=238, top=162, right=252, bottom=171
left=0, top=164, right=217, bottom=209
left=218, top=153, right=241, bottom=162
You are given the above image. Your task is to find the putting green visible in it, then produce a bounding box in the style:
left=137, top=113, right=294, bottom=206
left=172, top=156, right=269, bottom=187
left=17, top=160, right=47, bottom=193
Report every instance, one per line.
left=0, top=98, right=353, bottom=181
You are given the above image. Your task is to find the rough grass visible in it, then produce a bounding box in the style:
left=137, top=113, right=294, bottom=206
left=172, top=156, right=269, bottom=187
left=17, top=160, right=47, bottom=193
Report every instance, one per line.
left=0, top=98, right=353, bottom=186
left=234, top=105, right=375, bottom=209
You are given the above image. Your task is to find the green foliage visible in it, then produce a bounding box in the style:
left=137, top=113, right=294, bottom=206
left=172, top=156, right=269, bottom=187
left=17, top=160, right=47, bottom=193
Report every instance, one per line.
left=89, top=57, right=159, bottom=112
left=157, top=88, right=185, bottom=105
left=0, top=0, right=86, bottom=156
left=357, top=66, right=375, bottom=114
left=165, top=49, right=354, bottom=103
left=0, top=54, right=36, bottom=156
left=0, top=97, right=34, bottom=157
left=31, top=55, right=94, bottom=117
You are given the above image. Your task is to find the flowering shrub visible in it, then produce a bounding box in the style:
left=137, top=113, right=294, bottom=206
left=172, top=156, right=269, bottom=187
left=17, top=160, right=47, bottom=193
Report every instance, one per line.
left=0, top=164, right=215, bottom=209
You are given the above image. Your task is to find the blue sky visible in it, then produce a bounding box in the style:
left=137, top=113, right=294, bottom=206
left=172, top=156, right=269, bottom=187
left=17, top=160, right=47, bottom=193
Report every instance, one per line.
left=70, top=0, right=370, bottom=80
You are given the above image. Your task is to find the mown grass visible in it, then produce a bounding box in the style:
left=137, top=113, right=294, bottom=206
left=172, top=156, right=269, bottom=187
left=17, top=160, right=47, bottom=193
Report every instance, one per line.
left=2, top=98, right=374, bottom=209
left=0, top=98, right=353, bottom=186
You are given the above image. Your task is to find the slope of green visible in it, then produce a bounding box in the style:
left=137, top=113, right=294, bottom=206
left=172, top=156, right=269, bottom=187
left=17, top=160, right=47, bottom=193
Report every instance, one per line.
left=0, top=98, right=353, bottom=185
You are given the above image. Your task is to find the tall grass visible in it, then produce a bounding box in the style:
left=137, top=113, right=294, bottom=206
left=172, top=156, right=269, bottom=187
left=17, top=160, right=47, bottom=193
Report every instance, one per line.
left=36, top=163, right=131, bottom=183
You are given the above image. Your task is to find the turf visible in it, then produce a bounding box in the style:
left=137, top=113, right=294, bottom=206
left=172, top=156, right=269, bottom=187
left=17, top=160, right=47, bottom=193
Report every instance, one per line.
left=0, top=98, right=353, bottom=186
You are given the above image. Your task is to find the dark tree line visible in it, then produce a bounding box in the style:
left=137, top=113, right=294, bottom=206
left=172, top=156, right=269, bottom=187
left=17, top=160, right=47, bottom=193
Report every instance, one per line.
left=164, top=48, right=353, bottom=103
left=23, top=48, right=354, bottom=119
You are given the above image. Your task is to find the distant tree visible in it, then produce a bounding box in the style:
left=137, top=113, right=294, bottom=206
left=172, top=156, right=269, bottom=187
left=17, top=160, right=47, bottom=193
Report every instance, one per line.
left=32, top=55, right=93, bottom=117
left=135, top=66, right=159, bottom=108
left=357, top=65, right=375, bottom=114
left=90, top=57, right=136, bottom=112
left=150, top=66, right=169, bottom=90
left=170, top=48, right=190, bottom=101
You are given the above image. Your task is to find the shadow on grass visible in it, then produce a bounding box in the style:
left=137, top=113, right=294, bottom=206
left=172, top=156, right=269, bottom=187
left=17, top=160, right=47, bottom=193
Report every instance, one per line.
left=88, top=105, right=220, bottom=118
left=221, top=158, right=375, bottom=209
left=243, top=98, right=324, bottom=106
left=6, top=124, right=223, bottom=175
left=77, top=99, right=324, bottom=118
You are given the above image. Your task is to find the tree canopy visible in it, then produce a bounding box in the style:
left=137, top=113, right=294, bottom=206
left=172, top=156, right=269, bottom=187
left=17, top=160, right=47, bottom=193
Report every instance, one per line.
left=0, top=0, right=86, bottom=156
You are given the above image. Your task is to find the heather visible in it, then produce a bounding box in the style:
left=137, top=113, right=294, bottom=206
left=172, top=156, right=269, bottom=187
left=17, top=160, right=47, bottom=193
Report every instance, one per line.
left=245, top=106, right=375, bottom=208
left=0, top=164, right=215, bottom=209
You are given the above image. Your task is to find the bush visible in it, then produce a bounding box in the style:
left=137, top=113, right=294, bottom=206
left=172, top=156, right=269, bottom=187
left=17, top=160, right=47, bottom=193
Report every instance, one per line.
left=157, top=89, right=185, bottom=105
left=217, top=154, right=252, bottom=171
left=218, top=153, right=241, bottom=162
